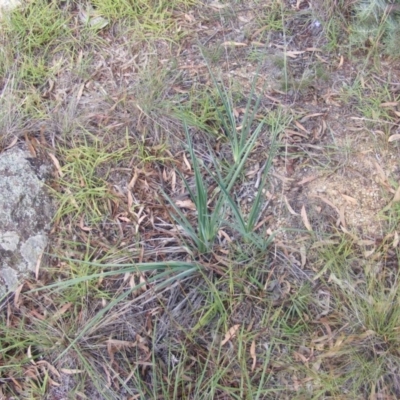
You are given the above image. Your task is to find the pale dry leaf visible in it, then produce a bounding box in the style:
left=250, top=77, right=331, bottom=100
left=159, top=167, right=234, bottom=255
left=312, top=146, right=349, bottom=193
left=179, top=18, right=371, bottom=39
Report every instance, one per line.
left=311, top=240, right=338, bottom=249
left=364, top=248, right=375, bottom=258
left=339, top=205, right=346, bottom=228
left=357, top=239, right=375, bottom=246
left=357, top=330, right=376, bottom=340
left=222, top=41, right=247, bottom=47
left=51, top=303, right=72, bottom=321
left=27, top=346, right=35, bottom=364
left=79, top=215, right=91, bottom=232
left=286, top=50, right=305, bottom=58
left=36, top=360, right=61, bottom=379
left=221, top=324, right=240, bottom=345
left=294, top=120, right=308, bottom=132
left=264, top=93, right=282, bottom=103
left=251, top=41, right=266, bottom=47
left=116, top=214, right=131, bottom=223
left=250, top=340, right=256, bottom=372
left=128, top=190, right=133, bottom=210
left=48, top=379, right=61, bottom=387
left=48, top=153, right=63, bottom=177
left=184, top=13, right=195, bottom=22
left=183, top=152, right=191, bottom=171
left=316, top=54, right=329, bottom=64
left=24, top=366, right=39, bottom=379
left=107, top=338, right=138, bottom=350
left=296, top=175, right=318, bottom=185
left=139, top=273, right=147, bottom=293
left=293, top=351, right=308, bottom=364
left=282, top=280, right=291, bottom=295
left=129, top=273, right=136, bottom=291
left=128, top=168, right=139, bottom=190
left=360, top=75, right=365, bottom=89
left=388, top=134, right=400, bottom=142
left=284, top=195, right=299, bottom=215
left=136, top=334, right=150, bottom=353
left=380, top=102, right=398, bottom=107
left=300, top=113, right=324, bottom=122
left=135, top=361, right=153, bottom=367
left=272, top=171, right=294, bottom=183
left=301, top=205, right=312, bottom=231
left=14, top=284, right=24, bottom=309
left=219, top=229, right=233, bottom=242
left=35, top=249, right=44, bottom=280
left=394, top=231, right=399, bottom=248
left=24, top=133, right=36, bottom=157
left=171, top=169, right=176, bottom=192
left=285, top=128, right=308, bottom=139
left=373, top=160, right=387, bottom=182
left=214, top=253, right=233, bottom=267
left=60, top=368, right=84, bottom=374
left=341, top=194, right=358, bottom=205
left=245, top=162, right=260, bottom=178
left=300, top=245, right=306, bottom=267
left=338, top=55, right=344, bottom=68
left=175, top=199, right=196, bottom=210
left=209, top=1, right=229, bottom=9
left=4, top=136, right=18, bottom=150
left=393, top=185, right=400, bottom=203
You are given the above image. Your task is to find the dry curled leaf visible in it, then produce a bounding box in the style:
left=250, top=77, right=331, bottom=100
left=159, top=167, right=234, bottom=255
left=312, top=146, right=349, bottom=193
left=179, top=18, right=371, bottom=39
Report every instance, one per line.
left=48, top=153, right=63, bottom=177
left=341, top=194, right=358, bottom=205
left=294, top=120, right=308, bottom=133
left=339, top=206, right=346, bottom=228
left=300, top=245, right=307, bottom=267
left=388, top=134, right=400, bottom=142
left=393, top=185, right=400, bottom=203
left=250, top=340, right=256, bottom=372
left=209, top=1, right=229, bottom=9
left=222, top=41, right=247, bottom=47
left=300, top=113, right=324, bottom=122
left=373, top=160, right=387, bottom=182
left=60, top=368, right=84, bottom=374
left=221, top=324, right=240, bottom=345
left=4, top=136, right=18, bottom=150
left=175, top=199, right=196, bottom=210
left=284, top=196, right=299, bottom=215
left=183, top=152, right=191, bottom=171
left=301, top=205, right=312, bottom=232
left=394, top=231, right=399, bottom=248
left=286, top=50, right=304, bottom=58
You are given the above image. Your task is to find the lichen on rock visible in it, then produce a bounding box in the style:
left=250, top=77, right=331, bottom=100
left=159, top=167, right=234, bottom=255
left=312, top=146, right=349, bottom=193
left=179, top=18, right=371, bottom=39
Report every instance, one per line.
left=0, top=146, right=55, bottom=297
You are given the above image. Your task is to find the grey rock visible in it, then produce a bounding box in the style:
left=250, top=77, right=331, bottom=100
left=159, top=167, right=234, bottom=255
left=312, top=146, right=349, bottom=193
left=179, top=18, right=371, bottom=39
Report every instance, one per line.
left=0, top=146, right=55, bottom=297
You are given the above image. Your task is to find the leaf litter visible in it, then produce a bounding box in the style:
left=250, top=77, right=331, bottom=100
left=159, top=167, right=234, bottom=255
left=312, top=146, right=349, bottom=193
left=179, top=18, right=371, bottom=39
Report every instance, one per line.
left=1, top=0, right=400, bottom=398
